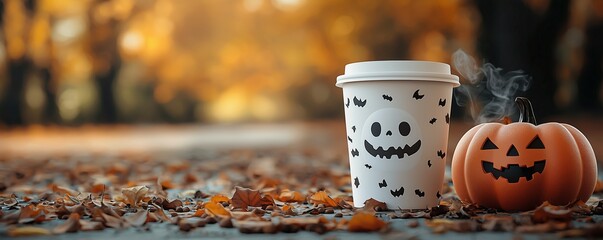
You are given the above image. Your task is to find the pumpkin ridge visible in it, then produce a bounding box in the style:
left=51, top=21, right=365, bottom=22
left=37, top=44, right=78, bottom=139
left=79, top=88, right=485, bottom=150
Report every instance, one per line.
left=560, top=123, right=598, bottom=203
left=451, top=124, right=482, bottom=203
left=536, top=123, right=582, bottom=206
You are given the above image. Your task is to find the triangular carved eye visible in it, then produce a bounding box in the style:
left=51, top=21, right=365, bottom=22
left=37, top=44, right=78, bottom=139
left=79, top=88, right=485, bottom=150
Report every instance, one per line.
left=481, top=138, right=498, bottom=150
left=527, top=136, right=545, bottom=149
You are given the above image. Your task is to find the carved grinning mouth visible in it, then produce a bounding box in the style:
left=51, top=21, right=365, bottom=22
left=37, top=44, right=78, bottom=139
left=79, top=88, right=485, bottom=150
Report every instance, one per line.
left=482, top=160, right=546, bottom=183
left=364, top=140, right=421, bottom=159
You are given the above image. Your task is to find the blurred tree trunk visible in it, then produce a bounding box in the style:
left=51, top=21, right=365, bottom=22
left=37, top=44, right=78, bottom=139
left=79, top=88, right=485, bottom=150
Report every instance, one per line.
left=476, top=0, right=570, bottom=118
left=87, top=3, right=121, bottom=124
left=577, top=20, right=603, bottom=113
left=40, top=67, right=58, bottom=123
left=94, top=59, right=119, bottom=124
left=0, top=0, right=36, bottom=126
left=1, top=59, right=27, bottom=125
left=526, top=0, right=571, bottom=118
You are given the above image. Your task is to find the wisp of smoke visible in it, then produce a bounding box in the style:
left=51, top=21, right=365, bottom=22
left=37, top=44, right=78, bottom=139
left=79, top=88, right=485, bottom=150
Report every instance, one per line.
left=452, top=50, right=531, bottom=123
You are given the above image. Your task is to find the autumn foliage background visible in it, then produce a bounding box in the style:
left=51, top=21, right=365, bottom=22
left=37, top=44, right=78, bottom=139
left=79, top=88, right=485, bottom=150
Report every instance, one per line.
left=1, top=0, right=602, bottom=126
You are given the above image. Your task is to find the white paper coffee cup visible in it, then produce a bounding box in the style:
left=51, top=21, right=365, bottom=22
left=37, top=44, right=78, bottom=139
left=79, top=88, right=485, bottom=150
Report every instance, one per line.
left=336, top=61, right=459, bottom=209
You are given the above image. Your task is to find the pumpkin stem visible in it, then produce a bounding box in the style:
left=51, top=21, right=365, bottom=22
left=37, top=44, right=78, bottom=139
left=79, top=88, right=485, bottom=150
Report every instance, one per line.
left=515, top=97, right=537, bottom=125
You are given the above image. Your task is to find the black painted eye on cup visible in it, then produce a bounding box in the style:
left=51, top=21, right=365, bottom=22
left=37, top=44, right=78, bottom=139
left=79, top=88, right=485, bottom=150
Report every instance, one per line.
left=371, top=122, right=381, bottom=137
left=399, top=122, right=410, bottom=136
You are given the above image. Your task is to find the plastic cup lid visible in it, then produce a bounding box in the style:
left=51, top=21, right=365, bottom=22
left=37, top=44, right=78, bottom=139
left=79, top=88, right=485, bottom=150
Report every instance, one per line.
left=336, top=60, right=460, bottom=87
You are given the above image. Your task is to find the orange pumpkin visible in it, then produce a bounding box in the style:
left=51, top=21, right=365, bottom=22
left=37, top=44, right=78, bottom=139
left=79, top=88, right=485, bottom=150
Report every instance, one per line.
left=452, top=97, right=597, bottom=211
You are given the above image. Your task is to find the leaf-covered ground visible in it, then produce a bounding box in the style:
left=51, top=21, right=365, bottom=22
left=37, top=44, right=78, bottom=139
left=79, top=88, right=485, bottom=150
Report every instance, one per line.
left=1, top=147, right=603, bottom=239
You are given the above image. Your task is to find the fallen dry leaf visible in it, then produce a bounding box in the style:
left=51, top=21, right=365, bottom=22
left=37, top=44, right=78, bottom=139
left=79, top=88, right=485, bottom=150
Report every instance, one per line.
left=79, top=219, right=105, bottom=231
left=51, top=184, right=79, bottom=196
left=53, top=213, right=81, bottom=234
left=219, top=217, right=234, bottom=228
left=231, top=187, right=272, bottom=210
left=7, top=226, right=52, bottom=237
left=91, top=208, right=124, bottom=228
left=210, top=194, right=230, bottom=204
left=178, top=220, right=195, bottom=232
left=310, top=191, right=338, bottom=208
left=481, top=215, right=514, bottom=232
left=183, top=172, right=198, bottom=184
left=531, top=202, right=573, bottom=223
left=281, top=205, right=296, bottom=216
left=347, top=211, right=386, bottom=232
left=192, top=209, right=206, bottom=218
left=66, top=204, right=86, bottom=217
left=90, top=183, right=106, bottom=194
left=160, top=178, right=176, bottom=190
left=0, top=194, right=18, bottom=206
left=18, top=204, right=46, bottom=224
left=204, top=202, right=231, bottom=218
left=278, top=190, right=305, bottom=203
left=231, top=187, right=261, bottom=210
left=425, top=219, right=480, bottom=233
left=99, top=203, right=123, bottom=219
left=570, top=201, right=592, bottom=215
left=162, top=199, right=183, bottom=210
left=124, top=210, right=148, bottom=227
left=121, top=186, right=149, bottom=207
left=363, top=198, right=388, bottom=212
left=146, top=212, right=159, bottom=223
left=150, top=203, right=172, bottom=222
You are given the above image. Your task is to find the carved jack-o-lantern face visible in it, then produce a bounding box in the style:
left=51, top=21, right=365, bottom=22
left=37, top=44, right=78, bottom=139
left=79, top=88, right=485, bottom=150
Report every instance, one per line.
left=480, top=135, right=546, bottom=183
left=362, top=109, right=422, bottom=159
left=452, top=97, right=598, bottom=211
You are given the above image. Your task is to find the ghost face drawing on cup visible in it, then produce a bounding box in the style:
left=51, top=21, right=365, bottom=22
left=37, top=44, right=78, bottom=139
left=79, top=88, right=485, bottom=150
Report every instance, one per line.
left=362, top=108, right=422, bottom=160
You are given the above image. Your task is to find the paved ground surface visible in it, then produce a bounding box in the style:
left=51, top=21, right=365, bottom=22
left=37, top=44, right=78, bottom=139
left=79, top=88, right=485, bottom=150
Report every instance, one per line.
left=4, top=216, right=600, bottom=240
left=2, top=116, right=602, bottom=164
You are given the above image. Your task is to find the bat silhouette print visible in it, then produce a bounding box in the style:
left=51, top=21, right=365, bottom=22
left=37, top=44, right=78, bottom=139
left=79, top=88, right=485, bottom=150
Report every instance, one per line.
left=353, top=97, right=367, bottom=107
left=351, top=149, right=359, bottom=157
left=436, top=191, right=441, bottom=198
left=412, top=89, right=424, bottom=100
left=445, top=113, right=450, bottom=124
left=429, top=118, right=437, bottom=124
left=345, top=98, right=350, bottom=108
left=390, top=186, right=404, bottom=197
left=347, top=136, right=353, bottom=143
left=354, top=177, right=360, bottom=188
left=382, top=95, right=393, bottom=101
left=352, top=126, right=356, bottom=132
left=438, top=98, right=446, bottom=107
left=364, top=164, right=372, bottom=169
left=378, top=179, right=387, bottom=188
left=437, top=150, right=446, bottom=159
left=415, top=189, right=425, bottom=197
left=427, top=160, right=432, bottom=167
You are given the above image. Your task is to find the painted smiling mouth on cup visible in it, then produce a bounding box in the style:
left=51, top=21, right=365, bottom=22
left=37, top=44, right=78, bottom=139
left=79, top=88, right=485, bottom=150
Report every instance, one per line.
left=364, top=140, right=421, bottom=159
left=482, top=160, right=546, bottom=183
